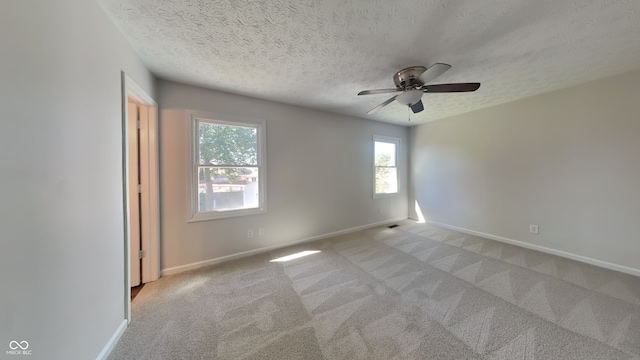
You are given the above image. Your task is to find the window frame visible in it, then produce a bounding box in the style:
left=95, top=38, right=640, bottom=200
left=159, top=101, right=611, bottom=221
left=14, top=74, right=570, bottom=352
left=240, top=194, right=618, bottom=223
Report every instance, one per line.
left=373, top=135, right=400, bottom=199
left=187, top=110, right=267, bottom=222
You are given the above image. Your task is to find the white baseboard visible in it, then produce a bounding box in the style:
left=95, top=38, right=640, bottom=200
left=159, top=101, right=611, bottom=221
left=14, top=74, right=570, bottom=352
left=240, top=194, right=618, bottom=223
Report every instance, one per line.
left=96, top=319, right=127, bottom=360
left=427, top=220, right=640, bottom=277
left=162, top=217, right=407, bottom=276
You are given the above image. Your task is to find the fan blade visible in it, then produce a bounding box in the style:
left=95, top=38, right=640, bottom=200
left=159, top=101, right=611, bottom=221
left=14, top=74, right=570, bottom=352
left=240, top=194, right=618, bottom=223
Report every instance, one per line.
left=416, top=63, right=451, bottom=85
left=410, top=100, right=424, bottom=113
left=423, top=83, right=481, bottom=93
left=358, top=88, right=401, bottom=95
left=366, top=95, right=397, bottom=115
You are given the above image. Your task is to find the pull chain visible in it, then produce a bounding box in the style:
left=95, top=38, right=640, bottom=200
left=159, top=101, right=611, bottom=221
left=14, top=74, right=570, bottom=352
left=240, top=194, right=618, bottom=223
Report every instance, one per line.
left=407, top=105, right=411, bottom=122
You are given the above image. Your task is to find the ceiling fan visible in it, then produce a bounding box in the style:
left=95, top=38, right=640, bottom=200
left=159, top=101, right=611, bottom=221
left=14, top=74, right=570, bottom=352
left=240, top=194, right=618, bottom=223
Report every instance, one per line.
left=358, top=63, right=480, bottom=115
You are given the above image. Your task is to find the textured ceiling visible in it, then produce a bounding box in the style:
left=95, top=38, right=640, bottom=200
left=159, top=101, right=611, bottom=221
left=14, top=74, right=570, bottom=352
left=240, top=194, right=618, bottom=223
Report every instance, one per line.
left=99, top=0, right=640, bottom=126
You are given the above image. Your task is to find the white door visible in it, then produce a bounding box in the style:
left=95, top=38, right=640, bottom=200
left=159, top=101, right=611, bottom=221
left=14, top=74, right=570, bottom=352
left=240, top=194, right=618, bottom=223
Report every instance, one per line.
left=128, top=99, right=141, bottom=287
left=123, top=73, right=160, bottom=322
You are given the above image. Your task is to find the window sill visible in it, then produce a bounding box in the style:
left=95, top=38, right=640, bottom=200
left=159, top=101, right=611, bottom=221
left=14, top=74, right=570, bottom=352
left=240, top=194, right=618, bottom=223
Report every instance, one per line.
left=374, top=192, right=399, bottom=199
left=188, top=207, right=266, bottom=222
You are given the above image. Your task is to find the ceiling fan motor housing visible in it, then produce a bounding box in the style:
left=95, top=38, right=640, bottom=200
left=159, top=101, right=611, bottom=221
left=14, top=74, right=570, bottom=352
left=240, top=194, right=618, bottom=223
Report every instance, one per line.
left=393, top=66, right=427, bottom=89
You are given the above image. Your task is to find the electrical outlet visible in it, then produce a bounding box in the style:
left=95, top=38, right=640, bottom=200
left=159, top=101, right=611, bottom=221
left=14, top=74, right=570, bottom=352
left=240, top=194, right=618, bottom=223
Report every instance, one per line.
left=247, top=230, right=254, bottom=238
left=529, top=224, right=539, bottom=234
left=258, top=228, right=264, bottom=237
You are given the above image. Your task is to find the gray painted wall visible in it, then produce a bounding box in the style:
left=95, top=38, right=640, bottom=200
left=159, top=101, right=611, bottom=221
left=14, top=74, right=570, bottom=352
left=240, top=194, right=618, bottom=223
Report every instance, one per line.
left=158, top=80, right=408, bottom=272
left=0, top=1, right=154, bottom=359
left=409, top=69, right=640, bottom=272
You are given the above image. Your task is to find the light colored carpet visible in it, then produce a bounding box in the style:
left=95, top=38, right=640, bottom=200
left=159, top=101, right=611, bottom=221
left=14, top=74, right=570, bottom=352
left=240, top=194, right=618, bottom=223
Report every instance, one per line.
left=109, top=221, right=640, bottom=359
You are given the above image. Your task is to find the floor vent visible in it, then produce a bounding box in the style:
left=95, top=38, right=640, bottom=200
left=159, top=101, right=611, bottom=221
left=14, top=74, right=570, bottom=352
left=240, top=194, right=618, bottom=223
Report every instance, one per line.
left=388, top=224, right=399, bottom=228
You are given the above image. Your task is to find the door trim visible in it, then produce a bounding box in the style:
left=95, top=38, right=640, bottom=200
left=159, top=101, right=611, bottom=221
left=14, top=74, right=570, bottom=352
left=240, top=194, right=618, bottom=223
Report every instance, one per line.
left=121, top=72, right=160, bottom=323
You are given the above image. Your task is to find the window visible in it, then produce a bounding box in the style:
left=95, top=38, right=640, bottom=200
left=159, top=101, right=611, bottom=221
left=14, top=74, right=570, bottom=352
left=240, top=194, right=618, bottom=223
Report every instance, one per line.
left=189, top=111, right=266, bottom=221
left=374, top=135, right=399, bottom=198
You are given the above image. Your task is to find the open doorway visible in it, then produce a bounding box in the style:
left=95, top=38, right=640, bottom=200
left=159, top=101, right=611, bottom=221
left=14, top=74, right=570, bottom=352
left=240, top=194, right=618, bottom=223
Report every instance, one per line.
left=122, top=72, right=160, bottom=322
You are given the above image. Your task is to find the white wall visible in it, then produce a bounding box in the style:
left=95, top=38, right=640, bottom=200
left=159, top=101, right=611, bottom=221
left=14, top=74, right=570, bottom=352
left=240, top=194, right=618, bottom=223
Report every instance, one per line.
left=409, top=68, right=640, bottom=272
left=158, top=80, right=408, bottom=272
left=0, top=1, right=154, bottom=359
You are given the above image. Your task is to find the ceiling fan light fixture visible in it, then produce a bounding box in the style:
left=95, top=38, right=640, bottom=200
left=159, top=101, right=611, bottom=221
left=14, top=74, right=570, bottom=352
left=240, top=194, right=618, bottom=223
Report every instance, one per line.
left=396, top=90, right=423, bottom=106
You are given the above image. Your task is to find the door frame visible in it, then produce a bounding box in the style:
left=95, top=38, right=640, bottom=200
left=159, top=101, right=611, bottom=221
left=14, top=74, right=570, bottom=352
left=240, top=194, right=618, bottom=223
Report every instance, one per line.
left=121, top=72, right=160, bottom=323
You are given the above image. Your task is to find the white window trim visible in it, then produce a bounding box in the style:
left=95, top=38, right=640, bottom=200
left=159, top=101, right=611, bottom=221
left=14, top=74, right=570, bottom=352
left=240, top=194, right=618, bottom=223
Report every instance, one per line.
left=187, top=110, right=267, bottom=222
left=373, top=135, right=400, bottom=199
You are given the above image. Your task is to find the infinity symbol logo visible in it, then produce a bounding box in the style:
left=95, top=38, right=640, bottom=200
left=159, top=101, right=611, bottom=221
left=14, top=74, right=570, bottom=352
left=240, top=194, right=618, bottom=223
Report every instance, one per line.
left=9, top=341, right=29, bottom=350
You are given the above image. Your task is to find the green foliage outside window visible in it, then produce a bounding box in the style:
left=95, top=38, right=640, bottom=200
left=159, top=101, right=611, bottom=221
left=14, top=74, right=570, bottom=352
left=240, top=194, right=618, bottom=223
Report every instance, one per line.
left=199, top=122, right=257, bottom=181
left=375, top=152, right=392, bottom=194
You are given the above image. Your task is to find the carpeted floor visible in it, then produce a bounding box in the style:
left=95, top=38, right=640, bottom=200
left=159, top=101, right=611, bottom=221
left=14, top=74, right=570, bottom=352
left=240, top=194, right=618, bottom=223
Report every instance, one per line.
left=108, top=220, right=640, bottom=359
